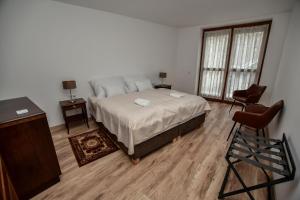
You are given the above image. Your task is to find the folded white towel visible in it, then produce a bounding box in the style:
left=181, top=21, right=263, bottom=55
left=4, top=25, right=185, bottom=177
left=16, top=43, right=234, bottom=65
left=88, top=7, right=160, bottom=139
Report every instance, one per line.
left=134, top=98, right=150, bottom=107
left=170, top=92, right=185, bottom=98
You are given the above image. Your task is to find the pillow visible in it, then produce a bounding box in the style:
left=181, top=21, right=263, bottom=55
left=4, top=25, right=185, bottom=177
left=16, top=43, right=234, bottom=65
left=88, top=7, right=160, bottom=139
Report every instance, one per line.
left=88, top=80, right=98, bottom=96
left=89, top=76, right=125, bottom=98
left=135, top=79, right=153, bottom=91
left=93, top=83, right=106, bottom=98
left=102, top=84, right=125, bottom=97
left=123, top=75, right=148, bottom=93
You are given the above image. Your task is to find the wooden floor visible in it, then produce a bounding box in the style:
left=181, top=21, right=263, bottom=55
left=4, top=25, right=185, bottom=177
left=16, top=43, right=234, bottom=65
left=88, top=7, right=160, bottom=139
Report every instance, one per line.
left=33, top=102, right=268, bottom=200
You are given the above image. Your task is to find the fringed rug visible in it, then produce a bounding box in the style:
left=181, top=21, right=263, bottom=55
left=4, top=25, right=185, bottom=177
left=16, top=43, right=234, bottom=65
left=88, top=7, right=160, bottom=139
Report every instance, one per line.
left=68, top=129, right=118, bottom=167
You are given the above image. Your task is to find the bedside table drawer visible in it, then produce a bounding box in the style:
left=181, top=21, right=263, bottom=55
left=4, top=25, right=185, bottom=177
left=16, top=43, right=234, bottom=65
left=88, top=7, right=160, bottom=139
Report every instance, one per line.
left=64, top=104, right=82, bottom=110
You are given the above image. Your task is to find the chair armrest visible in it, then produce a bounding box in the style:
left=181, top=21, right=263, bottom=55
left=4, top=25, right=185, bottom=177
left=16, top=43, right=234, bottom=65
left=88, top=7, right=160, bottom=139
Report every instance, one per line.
left=233, top=111, right=265, bottom=128
left=245, top=104, right=268, bottom=113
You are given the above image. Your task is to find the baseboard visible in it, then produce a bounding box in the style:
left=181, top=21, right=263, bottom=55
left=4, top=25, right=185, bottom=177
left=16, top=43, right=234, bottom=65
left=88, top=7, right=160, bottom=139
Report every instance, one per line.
left=49, top=117, right=93, bottom=132
left=50, top=123, right=65, bottom=132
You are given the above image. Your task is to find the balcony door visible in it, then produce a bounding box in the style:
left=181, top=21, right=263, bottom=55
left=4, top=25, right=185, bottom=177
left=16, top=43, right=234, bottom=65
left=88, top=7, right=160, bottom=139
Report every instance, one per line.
left=198, top=21, right=271, bottom=101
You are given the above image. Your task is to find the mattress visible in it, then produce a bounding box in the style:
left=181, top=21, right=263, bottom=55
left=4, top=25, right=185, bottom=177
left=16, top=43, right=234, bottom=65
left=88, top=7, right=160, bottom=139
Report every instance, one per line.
left=89, top=89, right=211, bottom=155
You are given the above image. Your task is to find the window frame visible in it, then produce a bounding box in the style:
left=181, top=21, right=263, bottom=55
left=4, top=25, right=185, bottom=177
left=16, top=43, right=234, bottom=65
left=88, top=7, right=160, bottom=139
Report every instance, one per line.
left=197, top=20, right=272, bottom=103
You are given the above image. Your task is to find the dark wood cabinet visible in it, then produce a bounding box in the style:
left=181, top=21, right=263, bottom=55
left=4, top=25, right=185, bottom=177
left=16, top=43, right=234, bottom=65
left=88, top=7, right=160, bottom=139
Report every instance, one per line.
left=0, top=97, right=61, bottom=199
left=0, top=155, right=18, bottom=200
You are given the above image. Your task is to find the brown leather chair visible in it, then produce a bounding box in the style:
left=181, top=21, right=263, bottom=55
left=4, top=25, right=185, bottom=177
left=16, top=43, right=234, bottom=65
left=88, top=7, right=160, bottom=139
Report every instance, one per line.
left=227, top=100, right=284, bottom=141
left=229, top=84, right=267, bottom=112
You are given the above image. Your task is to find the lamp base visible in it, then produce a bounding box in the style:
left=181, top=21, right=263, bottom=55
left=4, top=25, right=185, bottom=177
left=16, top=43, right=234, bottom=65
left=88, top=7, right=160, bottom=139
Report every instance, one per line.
left=69, top=89, right=76, bottom=103
left=160, top=78, right=165, bottom=85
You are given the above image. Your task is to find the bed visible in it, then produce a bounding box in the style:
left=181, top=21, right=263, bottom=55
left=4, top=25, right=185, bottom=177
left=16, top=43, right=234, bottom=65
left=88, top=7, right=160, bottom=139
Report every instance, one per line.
left=88, top=76, right=211, bottom=163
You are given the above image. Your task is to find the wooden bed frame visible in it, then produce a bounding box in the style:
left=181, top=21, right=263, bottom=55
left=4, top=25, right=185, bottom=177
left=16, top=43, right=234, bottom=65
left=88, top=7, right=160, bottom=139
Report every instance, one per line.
left=95, top=112, right=206, bottom=163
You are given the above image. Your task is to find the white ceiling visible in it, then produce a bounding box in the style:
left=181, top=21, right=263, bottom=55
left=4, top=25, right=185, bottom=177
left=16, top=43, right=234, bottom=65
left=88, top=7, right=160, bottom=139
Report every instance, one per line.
left=54, top=0, right=296, bottom=27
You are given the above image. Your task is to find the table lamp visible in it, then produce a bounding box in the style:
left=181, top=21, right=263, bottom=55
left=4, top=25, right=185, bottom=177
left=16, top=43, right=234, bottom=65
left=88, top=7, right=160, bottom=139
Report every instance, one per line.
left=62, top=80, right=76, bottom=102
left=159, top=72, right=167, bottom=84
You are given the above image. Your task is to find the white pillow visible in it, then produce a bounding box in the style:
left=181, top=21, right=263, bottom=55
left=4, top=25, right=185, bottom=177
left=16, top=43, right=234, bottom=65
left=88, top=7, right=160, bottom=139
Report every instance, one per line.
left=88, top=80, right=98, bottom=96
left=102, top=84, right=125, bottom=97
left=89, top=76, right=125, bottom=98
left=123, top=75, right=148, bottom=93
left=135, top=79, right=153, bottom=91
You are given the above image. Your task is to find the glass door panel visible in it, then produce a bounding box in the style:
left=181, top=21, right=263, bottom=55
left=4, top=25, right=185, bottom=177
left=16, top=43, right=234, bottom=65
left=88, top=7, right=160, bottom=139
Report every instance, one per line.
left=224, top=24, right=270, bottom=99
left=199, top=29, right=231, bottom=99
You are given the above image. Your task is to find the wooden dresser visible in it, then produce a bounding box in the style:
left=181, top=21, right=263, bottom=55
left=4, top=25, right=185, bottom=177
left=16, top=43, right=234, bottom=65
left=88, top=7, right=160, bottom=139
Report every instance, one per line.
left=0, top=97, right=61, bottom=199
left=0, top=155, right=18, bottom=200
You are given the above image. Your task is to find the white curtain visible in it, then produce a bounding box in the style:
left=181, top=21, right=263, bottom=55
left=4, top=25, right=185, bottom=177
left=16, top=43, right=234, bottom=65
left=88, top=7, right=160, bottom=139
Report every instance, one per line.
left=200, top=29, right=231, bottom=98
left=225, top=24, right=269, bottom=99
left=199, top=24, right=269, bottom=100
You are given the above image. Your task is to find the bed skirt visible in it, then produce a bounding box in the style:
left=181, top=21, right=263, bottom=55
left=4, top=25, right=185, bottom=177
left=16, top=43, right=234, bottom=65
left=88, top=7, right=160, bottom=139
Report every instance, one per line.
left=95, top=112, right=206, bottom=160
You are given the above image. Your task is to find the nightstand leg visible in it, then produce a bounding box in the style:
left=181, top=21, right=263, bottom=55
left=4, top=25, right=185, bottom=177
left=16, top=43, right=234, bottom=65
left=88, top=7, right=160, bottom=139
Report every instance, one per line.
left=81, top=107, right=86, bottom=123
left=62, top=109, right=70, bottom=134
left=66, top=124, right=70, bottom=134
left=83, top=106, right=89, bottom=128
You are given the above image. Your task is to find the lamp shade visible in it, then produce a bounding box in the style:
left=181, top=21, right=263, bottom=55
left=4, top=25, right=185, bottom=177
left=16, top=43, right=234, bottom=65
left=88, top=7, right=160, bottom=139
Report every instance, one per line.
left=159, top=72, right=167, bottom=78
left=62, top=80, right=76, bottom=89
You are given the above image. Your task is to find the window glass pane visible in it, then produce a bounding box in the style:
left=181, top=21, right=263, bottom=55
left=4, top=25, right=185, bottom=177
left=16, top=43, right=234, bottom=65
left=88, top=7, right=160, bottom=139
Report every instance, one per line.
left=199, top=29, right=231, bottom=98
left=198, top=22, right=270, bottom=102
left=224, top=24, right=269, bottom=99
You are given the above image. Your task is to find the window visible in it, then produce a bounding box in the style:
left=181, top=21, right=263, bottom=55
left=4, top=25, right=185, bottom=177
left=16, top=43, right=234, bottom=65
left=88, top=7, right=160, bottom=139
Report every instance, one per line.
left=198, top=21, right=271, bottom=101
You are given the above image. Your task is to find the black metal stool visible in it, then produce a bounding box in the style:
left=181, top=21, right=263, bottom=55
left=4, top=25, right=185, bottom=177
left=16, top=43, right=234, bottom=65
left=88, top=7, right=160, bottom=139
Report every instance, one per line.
left=219, top=130, right=296, bottom=200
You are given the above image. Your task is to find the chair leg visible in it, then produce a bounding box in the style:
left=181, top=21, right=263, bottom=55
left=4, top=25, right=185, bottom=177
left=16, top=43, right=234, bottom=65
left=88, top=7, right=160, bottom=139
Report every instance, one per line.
left=262, top=128, right=267, bottom=144
left=239, top=124, right=243, bottom=130
left=227, top=122, right=237, bottom=141
left=241, top=104, right=245, bottom=111
left=256, top=129, right=260, bottom=137
left=229, top=100, right=235, bottom=113
left=262, top=128, right=266, bottom=138
left=256, top=129, right=260, bottom=148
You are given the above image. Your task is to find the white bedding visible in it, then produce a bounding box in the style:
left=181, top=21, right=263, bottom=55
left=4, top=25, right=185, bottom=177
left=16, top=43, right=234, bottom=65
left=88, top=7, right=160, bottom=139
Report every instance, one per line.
left=89, top=89, right=211, bottom=155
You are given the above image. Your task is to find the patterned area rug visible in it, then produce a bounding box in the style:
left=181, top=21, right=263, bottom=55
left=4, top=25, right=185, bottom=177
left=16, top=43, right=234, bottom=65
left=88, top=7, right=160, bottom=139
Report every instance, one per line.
left=69, top=129, right=118, bottom=167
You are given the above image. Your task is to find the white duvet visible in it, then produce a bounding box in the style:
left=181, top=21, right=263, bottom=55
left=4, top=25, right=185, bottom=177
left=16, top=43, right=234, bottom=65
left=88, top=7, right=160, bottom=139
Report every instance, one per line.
left=89, top=89, right=211, bottom=155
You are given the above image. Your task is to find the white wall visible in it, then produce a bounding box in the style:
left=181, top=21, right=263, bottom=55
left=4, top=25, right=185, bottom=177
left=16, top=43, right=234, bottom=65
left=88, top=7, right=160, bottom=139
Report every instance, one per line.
left=173, top=12, right=291, bottom=104
left=0, top=2, right=299, bottom=197
left=0, top=0, right=295, bottom=129
left=174, top=26, right=201, bottom=94
left=0, top=0, right=177, bottom=126
left=270, top=2, right=300, bottom=199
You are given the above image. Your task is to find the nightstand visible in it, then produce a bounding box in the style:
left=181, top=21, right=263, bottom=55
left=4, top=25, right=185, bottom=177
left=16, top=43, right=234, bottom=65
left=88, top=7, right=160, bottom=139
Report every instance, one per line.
left=59, top=98, right=89, bottom=133
left=154, top=84, right=172, bottom=89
